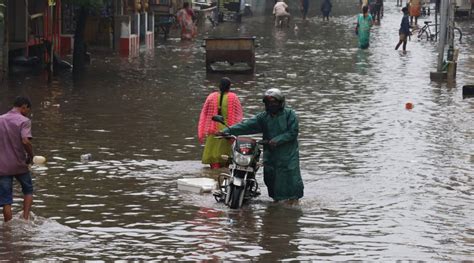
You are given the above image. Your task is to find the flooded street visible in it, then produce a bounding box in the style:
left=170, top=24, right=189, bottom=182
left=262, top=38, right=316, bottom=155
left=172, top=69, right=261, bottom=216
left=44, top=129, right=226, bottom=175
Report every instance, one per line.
left=1, top=0, right=473, bottom=261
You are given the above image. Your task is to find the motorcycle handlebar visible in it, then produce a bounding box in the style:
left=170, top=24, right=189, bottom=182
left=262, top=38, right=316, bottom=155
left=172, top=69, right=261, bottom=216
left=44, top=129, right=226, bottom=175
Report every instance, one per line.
left=215, top=134, right=268, bottom=145
left=214, top=133, right=236, bottom=140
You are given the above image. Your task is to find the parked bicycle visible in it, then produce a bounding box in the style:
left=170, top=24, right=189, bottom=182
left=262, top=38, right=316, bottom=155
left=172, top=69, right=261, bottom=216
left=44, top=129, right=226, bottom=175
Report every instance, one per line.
left=415, top=20, right=463, bottom=42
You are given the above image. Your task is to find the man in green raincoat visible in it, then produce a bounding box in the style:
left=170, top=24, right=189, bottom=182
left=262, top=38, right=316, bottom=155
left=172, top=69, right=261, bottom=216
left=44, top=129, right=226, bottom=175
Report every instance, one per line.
left=221, top=88, right=304, bottom=203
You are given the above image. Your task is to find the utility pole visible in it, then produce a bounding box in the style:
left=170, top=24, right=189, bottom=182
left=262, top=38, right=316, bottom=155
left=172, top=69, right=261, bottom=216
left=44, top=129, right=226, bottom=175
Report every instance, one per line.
left=447, top=0, right=455, bottom=48
left=446, top=0, right=457, bottom=80
left=436, top=0, right=449, bottom=72
left=48, top=0, right=55, bottom=82
left=435, top=0, right=439, bottom=40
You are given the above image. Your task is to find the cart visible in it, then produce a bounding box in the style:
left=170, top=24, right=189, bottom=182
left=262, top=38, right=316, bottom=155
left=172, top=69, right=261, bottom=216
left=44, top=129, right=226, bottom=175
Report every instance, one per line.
left=203, top=36, right=256, bottom=74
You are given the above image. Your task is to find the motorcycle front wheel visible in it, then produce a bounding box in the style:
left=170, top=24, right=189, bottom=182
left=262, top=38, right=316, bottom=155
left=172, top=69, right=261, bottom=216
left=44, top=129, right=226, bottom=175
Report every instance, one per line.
left=230, top=185, right=245, bottom=209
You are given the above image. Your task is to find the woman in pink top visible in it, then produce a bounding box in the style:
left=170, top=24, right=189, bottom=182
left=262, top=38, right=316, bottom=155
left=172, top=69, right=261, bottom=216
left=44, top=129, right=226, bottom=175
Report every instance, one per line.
left=198, top=78, right=243, bottom=169
left=176, top=2, right=197, bottom=40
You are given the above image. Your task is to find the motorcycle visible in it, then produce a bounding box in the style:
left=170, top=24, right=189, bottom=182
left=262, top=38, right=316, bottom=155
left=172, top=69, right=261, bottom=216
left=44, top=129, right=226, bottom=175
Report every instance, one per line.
left=211, top=115, right=264, bottom=209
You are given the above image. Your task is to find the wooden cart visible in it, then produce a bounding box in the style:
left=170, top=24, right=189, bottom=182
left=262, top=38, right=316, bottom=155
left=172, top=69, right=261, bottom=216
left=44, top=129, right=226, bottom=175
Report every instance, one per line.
left=204, top=36, right=256, bottom=74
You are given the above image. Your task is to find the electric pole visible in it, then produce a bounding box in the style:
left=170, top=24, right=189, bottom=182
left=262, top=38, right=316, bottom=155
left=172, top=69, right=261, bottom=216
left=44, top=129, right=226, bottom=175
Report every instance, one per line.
left=436, top=0, right=449, bottom=72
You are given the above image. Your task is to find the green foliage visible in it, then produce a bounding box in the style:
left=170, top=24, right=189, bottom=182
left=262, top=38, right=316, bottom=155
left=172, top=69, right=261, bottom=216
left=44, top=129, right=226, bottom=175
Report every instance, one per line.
left=62, top=0, right=105, bottom=9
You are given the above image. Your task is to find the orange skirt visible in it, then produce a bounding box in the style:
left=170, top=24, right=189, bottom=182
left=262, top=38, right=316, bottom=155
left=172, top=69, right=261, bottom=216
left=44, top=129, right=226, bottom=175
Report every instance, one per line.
left=410, top=5, right=421, bottom=17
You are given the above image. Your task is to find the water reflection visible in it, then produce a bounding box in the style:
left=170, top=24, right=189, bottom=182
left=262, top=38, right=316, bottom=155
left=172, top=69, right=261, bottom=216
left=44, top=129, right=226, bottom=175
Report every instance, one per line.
left=1, top=223, right=26, bottom=262
left=258, top=204, right=302, bottom=261
left=354, top=48, right=371, bottom=75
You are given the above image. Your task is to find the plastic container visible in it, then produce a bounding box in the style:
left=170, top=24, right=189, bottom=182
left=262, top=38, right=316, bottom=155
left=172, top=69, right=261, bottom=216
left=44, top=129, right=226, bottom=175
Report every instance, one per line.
left=177, top=178, right=217, bottom=194
left=33, top=156, right=47, bottom=165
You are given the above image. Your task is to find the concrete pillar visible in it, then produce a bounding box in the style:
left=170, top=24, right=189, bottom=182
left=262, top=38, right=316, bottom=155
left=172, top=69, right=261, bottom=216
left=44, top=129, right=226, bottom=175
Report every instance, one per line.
left=132, top=13, right=140, bottom=36
left=140, top=12, right=147, bottom=42
left=118, top=14, right=140, bottom=57
left=113, top=15, right=127, bottom=51
left=447, top=61, right=456, bottom=80
left=131, top=13, right=140, bottom=56
left=145, top=12, right=154, bottom=49
left=119, top=15, right=131, bottom=56
left=140, top=11, right=154, bottom=49
left=447, top=48, right=459, bottom=80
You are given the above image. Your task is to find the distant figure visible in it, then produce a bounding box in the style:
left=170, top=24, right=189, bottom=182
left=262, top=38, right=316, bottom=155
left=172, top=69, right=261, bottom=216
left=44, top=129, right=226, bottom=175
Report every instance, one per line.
left=0, top=96, right=34, bottom=222
left=356, top=6, right=373, bottom=49
left=176, top=2, right=197, bottom=40
left=368, top=0, right=376, bottom=18
left=408, top=0, right=422, bottom=25
left=243, top=3, right=253, bottom=16
left=373, top=0, right=383, bottom=22
left=300, top=0, right=309, bottom=20
left=273, top=0, right=291, bottom=28
left=320, top=0, right=332, bottom=21
left=198, top=78, right=243, bottom=169
left=395, top=7, right=411, bottom=51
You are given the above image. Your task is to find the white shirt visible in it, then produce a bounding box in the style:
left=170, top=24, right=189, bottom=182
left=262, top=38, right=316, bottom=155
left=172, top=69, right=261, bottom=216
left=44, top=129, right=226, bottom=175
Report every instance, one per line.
left=273, top=2, right=289, bottom=16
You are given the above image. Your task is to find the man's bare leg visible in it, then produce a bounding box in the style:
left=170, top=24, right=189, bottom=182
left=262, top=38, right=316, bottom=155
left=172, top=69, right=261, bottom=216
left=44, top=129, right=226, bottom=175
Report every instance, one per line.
left=22, top=195, right=32, bottom=220
left=3, top=205, right=12, bottom=222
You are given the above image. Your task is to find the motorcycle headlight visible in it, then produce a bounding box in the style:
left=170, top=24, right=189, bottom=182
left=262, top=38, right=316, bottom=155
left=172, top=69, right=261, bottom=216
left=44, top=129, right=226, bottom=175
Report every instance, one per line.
left=234, top=152, right=252, bottom=166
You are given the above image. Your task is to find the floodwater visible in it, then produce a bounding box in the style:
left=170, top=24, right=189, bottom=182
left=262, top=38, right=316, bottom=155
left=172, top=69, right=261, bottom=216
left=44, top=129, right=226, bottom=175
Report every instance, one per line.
left=1, top=1, right=473, bottom=261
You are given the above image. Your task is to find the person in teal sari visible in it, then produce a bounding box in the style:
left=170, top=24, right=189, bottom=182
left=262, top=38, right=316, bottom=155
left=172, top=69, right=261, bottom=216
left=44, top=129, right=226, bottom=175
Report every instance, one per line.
left=219, top=88, right=304, bottom=203
left=356, top=6, right=373, bottom=49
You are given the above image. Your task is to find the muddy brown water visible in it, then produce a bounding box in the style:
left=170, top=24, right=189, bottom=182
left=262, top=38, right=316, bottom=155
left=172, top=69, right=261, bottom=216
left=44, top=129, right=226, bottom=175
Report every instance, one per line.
left=0, top=1, right=473, bottom=261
